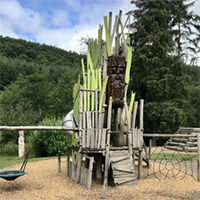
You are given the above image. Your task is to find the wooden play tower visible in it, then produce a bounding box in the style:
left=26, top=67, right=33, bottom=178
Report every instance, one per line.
left=63, top=11, right=145, bottom=198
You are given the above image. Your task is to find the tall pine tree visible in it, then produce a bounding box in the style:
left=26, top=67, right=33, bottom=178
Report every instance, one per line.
left=127, top=0, right=194, bottom=134
left=168, top=0, right=200, bottom=64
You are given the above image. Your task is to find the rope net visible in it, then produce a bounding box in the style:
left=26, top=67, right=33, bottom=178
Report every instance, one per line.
left=144, top=145, right=198, bottom=180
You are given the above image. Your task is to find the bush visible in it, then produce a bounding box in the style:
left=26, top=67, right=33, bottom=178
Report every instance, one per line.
left=33, top=117, right=72, bottom=157
left=0, top=141, right=18, bottom=156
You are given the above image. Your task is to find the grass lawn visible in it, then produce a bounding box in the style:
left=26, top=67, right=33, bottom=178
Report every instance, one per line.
left=149, top=153, right=198, bottom=161
left=0, top=156, right=58, bottom=169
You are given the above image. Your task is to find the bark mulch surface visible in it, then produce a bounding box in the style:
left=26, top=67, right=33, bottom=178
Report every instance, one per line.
left=0, top=158, right=199, bottom=200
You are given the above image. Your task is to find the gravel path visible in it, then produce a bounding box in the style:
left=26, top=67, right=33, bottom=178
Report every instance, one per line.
left=0, top=158, right=199, bottom=200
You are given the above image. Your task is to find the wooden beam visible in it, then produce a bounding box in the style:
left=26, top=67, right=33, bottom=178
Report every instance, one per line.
left=143, top=134, right=198, bottom=138
left=0, top=126, right=78, bottom=131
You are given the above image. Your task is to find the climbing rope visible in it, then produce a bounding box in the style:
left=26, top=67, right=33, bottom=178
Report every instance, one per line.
left=145, top=144, right=197, bottom=180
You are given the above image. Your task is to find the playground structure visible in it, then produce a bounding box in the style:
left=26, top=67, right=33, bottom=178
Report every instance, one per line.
left=61, top=10, right=146, bottom=198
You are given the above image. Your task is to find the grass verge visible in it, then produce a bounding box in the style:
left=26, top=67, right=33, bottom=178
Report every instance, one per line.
left=149, top=153, right=198, bottom=161
left=0, top=156, right=58, bottom=169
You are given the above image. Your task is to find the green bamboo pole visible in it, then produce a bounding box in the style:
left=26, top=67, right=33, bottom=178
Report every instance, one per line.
left=129, top=92, right=136, bottom=117
left=83, top=83, right=87, bottom=111
left=125, top=46, right=132, bottom=84
left=98, top=24, right=103, bottom=62
left=98, top=68, right=102, bottom=90
left=99, top=76, right=109, bottom=113
left=81, top=58, right=86, bottom=85
left=103, top=16, right=111, bottom=57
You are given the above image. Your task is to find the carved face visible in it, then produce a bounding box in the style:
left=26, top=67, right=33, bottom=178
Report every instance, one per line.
left=107, top=56, right=126, bottom=108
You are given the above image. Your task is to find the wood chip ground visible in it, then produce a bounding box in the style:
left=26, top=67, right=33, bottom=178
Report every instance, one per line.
left=0, top=158, right=199, bottom=200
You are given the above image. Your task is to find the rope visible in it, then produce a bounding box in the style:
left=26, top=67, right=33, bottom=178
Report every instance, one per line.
left=20, top=132, right=34, bottom=171
left=145, top=145, right=197, bottom=180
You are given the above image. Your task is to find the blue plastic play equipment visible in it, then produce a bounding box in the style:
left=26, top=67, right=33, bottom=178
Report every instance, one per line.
left=0, top=144, right=32, bottom=181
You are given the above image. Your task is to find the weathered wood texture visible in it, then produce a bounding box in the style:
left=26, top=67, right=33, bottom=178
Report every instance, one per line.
left=0, top=126, right=78, bottom=131
left=164, top=127, right=199, bottom=152
left=110, top=150, right=137, bottom=186
left=80, top=155, right=94, bottom=190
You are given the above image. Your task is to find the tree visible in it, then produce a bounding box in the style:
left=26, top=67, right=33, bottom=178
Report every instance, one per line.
left=168, top=0, right=200, bottom=64
left=127, top=0, right=194, bottom=134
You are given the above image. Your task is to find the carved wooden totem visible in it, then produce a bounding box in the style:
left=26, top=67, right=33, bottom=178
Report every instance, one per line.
left=107, top=56, right=126, bottom=108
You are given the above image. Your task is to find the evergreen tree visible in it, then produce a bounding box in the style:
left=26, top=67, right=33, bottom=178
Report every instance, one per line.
left=127, top=0, right=194, bottom=134
left=168, top=0, right=200, bottom=64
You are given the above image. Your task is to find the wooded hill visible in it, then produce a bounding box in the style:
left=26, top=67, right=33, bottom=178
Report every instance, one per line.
left=0, top=36, right=85, bottom=128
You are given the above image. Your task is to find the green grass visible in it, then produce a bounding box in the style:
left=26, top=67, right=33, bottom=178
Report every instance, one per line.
left=149, top=153, right=198, bottom=161
left=0, top=156, right=58, bottom=169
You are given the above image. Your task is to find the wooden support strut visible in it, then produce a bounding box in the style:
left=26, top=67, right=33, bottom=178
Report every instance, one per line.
left=102, top=97, right=112, bottom=199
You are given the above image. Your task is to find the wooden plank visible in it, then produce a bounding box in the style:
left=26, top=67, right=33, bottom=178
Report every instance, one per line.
left=90, top=112, right=95, bottom=148
left=82, top=112, right=86, bottom=148
left=109, top=150, right=128, bottom=156
left=102, top=144, right=109, bottom=199
left=132, top=128, right=138, bottom=148
left=76, top=152, right=83, bottom=183
left=114, top=166, right=133, bottom=173
left=94, top=89, right=98, bottom=148
left=140, top=99, right=144, bottom=130
left=184, top=147, right=198, bottom=151
left=98, top=114, right=102, bottom=149
left=164, top=145, right=184, bottom=151
left=138, top=150, right=143, bottom=179
left=171, top=138, right=189, bottom=142
left=101, top=129, right=106, bottom=149
left=111, top=15, right=118, bottom=47
left=81, top=166, right=88, bottom=188
left=68, top=161, right=72, bottom=179
left=115, top=177, right=136, bottom=185
left=87, top=156, right=94, bottom=189
left=110, top=156, right=129, bottom=163
left=112, top=160, right=131, bottom=167
left=86, top=112, right=92, bottom=148
left=132, top=101, right=138, bottom=129
left=167, top=141, right=186, bottom=146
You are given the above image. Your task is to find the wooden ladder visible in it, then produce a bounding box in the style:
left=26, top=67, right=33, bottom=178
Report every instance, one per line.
left=109, top=150, right=137, bottom=186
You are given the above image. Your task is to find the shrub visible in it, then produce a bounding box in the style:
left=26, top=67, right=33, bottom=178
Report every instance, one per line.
left=33, top=117, right=72, bottom=157
left=0, top=141, right=18, bottom=156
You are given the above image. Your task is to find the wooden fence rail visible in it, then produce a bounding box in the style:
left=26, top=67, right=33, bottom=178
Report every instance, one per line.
left=0, top=126, right=78, bottom=131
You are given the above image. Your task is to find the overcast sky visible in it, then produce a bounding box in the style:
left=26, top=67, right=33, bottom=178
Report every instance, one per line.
left=0, top=0, right=200, bottom=54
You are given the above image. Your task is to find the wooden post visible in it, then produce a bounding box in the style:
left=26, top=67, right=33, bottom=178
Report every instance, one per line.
left=197, top=133, right=200, bottom=181
left=18, top=131, right=25, bottom=158
left=149, top=139, right=152, bottom=158
left=102, top=97, right=112, bottom=199
left=76, top=152, right=83, bottom=183
left=138, top=99, right=144, bottom=179
left=140, top=99, right=144, bottom=131
left=58, top=155, right=61, bottom=173
left=138, top=150, right=143, bottom=179
left=66, top=156, right=69, bottom=177
left=87, top=157, right=94, bottom=189
left=132, top=101, right=138, bottom=129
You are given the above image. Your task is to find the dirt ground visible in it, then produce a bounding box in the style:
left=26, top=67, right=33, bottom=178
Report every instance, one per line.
left=0, top=158, right=200, bottom=200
